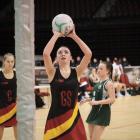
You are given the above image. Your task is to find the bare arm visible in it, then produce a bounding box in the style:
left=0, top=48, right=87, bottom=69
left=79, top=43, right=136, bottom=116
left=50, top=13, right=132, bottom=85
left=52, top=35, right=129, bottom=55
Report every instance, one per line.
left=43, top=32, right=61, bottom=82
left=68, top=29, right=92, bottom=78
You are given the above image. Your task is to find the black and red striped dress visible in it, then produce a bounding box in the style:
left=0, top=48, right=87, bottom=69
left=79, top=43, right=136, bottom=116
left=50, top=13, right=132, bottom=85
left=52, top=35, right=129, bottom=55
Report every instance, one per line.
left=44, top=68, right=87, bottom=140
left=0, top=70, right=17, bottom=127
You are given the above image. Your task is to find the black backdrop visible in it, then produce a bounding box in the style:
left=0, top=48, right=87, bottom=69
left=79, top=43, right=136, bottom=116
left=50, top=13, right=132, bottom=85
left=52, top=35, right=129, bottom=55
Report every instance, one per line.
left=0, top=0, right=140, bottom=65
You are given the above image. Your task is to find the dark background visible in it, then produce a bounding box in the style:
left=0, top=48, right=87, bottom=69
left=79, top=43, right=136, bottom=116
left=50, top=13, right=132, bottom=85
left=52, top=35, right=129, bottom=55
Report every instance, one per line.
left=0, top=0, right=140, bottom=65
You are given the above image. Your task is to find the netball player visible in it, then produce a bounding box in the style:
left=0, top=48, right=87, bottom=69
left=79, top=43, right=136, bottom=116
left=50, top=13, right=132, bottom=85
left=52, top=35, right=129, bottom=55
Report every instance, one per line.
left=43, top=28, right=92, bottom=140
left=86, top=61, right=115, bottom=140
left=0, top=53, right=17, bottom=140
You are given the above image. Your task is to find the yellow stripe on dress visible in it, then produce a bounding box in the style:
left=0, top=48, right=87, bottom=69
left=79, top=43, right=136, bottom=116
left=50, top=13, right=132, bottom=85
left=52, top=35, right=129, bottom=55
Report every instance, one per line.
left=44, top=103, right=79, bottom=140
left=0, top=105, right=16, bottom=124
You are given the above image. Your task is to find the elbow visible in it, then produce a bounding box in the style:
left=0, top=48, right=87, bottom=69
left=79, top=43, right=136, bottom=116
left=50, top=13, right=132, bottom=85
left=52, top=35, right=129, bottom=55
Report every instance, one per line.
left=43, top=51, right=50, bottom=63
left=88, top=49, right=92, bottom=57
left=43, top=50, right=50, bottom=58
left=86, top=50, right=92, bottom=60
left=89, top=51, right=92, bottom=59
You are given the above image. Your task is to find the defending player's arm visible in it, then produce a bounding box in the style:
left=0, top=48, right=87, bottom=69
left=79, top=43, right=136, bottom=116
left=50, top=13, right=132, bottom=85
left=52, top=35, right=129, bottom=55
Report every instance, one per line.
left=43, top=31, right=61, bottom=82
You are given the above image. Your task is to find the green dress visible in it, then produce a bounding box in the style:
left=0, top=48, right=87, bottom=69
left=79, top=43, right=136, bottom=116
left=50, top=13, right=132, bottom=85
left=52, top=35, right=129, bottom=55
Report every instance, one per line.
left=86, top=79, right=111, bottom=126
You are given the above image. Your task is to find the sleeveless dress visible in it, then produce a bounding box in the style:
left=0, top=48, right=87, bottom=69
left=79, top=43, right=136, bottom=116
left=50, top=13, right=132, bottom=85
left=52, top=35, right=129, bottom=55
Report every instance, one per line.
left=86, top=79, right=111, bottom=126
left=0, top=70, right=17, bottom=127
left=44, top=68, right=87, bottom=140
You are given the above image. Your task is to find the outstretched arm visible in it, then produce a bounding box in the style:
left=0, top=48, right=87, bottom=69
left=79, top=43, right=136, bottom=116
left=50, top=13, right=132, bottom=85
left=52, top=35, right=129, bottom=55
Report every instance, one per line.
left=68, top=28, right=92, bottom=78
left=43, top=31, right=61, bottom=82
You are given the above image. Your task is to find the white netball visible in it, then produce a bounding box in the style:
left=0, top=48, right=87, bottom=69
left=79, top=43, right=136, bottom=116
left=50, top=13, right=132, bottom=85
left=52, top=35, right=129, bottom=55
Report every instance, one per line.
left=52, top=14, right=74, bottom=36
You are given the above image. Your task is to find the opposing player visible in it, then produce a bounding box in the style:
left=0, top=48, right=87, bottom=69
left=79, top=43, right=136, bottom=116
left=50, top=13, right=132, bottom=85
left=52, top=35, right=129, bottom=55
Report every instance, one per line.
left=86, top=61, right=115, bottom=140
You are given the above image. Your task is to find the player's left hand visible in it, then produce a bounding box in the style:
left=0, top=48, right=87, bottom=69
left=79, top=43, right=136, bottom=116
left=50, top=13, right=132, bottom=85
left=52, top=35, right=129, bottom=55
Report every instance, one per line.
left=67, top=24, right=76, bottom=38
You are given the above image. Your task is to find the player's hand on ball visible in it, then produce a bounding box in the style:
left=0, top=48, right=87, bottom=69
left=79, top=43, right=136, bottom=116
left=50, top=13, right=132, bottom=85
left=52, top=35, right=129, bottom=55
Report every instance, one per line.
left=67, top=25, right=76, bottom=38
left=53, top=30, right=64, bottom=37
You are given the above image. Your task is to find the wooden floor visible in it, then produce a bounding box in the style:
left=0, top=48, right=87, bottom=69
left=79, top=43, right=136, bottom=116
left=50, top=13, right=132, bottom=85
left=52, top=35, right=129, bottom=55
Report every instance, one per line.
left=2, top=95, right=140, bottom=140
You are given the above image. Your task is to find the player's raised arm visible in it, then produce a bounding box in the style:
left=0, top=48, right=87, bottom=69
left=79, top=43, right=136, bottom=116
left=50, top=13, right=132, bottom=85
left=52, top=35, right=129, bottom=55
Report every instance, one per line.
left=43, top=31, right=62, bottom=82
left=67, top=28, right=92, bottom=78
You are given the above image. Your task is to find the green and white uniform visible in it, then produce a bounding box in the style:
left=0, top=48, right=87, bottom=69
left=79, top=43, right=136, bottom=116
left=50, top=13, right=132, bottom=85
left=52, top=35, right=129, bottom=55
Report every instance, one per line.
left=86, top=79, right=111, bottom=126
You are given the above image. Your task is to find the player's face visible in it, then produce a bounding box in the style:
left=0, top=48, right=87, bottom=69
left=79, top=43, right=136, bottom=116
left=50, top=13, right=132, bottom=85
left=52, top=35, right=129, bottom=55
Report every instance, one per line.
left=3, top=56, right=15, bottom=70
left=97, top=63, right=108, bottom=78
left=57, top=47, right=71, bottom=64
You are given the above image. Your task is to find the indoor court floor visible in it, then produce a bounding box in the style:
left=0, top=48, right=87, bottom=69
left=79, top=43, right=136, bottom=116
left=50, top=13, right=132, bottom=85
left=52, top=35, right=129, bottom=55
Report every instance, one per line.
left=2, top=95, right=140, bottom=140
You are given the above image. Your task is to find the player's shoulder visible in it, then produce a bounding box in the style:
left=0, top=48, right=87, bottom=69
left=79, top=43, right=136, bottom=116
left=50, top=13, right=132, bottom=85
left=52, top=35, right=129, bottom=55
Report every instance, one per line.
left=105, top=79, right=113, bottom=89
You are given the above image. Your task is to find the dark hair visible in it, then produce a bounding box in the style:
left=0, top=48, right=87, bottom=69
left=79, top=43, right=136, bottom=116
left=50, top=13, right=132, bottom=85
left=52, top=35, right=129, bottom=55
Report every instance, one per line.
left=57, top=46, right=71, bottom=55
left=58, top=45, right=71, bottom=51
